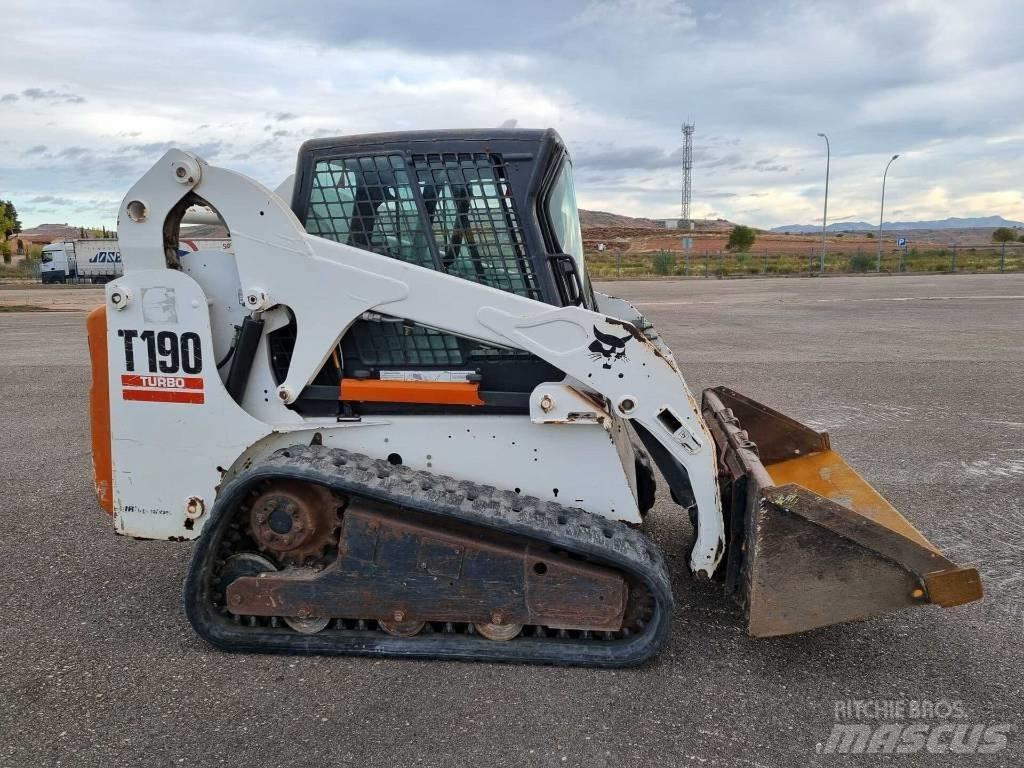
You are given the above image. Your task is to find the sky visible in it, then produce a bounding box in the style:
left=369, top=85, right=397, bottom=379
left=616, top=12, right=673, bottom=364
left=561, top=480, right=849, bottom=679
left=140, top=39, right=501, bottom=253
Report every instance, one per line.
left=1, top=0, right=1023, bottom=230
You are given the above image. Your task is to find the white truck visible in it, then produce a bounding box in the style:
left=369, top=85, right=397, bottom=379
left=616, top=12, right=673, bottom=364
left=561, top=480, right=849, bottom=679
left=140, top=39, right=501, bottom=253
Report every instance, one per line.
left=40, top=237, right=230, bottom=283
left=40, top=239, right=122, bottom=284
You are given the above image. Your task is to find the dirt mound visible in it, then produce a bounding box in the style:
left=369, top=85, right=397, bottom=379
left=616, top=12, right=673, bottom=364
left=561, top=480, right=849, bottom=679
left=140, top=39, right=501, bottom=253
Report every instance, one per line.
left=579, top=210, right=662, bottom=230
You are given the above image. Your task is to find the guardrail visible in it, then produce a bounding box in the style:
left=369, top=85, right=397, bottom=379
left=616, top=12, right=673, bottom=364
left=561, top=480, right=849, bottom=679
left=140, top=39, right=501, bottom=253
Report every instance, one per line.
left=588, top=243, right=1024, bottom=279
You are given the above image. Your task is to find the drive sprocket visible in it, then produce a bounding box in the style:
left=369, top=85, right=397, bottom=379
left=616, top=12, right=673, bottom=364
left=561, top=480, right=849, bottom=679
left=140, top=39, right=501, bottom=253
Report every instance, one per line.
left=246, top=480, right=342, bottom=566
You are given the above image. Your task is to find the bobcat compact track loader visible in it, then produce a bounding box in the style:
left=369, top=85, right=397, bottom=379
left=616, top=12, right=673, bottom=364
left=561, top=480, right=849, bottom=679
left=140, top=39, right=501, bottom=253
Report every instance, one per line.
left=87, top=129, right=982, bottom=665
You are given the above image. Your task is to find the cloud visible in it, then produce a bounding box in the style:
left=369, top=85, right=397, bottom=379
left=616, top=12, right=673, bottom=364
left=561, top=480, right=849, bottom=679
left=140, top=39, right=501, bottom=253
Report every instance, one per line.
left=1, top=0, right=1023, bottom=229
left=118, top=141, right=177, bottom=155
left=27, top=194, right=77, bottom=206
left=573, top=0, right=696, bottom=32
left=21, top=87, right=86, bottom=104
left=57, top=146, right=92, bottom=159
left=576, top=145, right=682, bottom=171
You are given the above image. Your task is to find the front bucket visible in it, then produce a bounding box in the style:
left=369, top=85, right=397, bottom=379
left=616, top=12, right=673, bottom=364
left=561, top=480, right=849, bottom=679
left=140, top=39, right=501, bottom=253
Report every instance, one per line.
left=701, top=386, right=982, bottom=637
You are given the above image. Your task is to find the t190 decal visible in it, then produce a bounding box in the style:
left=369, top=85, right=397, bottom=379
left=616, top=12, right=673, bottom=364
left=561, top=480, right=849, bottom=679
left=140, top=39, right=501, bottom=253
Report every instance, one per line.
left=117, top=329, right=202, bottom=374
left=116, top=330, right=204, bottom=404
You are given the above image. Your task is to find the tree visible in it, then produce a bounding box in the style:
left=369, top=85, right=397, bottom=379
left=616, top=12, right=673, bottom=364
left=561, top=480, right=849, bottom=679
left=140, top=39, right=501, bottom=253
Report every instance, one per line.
left=865, top=231, right=875, bottom=239
left=0, top=200, right=21, bottom=239
left=727, top=225, right=756, bottom=252
left=992, top=227, right=1016, bottom=243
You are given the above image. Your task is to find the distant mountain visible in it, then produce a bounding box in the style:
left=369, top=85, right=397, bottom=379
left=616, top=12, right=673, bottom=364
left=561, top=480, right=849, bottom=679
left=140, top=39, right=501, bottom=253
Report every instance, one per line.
left=771, top=216, right=1024, bottom=234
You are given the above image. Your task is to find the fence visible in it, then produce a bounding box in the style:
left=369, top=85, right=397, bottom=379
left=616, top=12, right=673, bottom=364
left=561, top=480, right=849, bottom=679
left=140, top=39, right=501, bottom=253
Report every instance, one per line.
left=586, top=243, right=1024, bottom=279
left=0, top=256, right=41, bottom=280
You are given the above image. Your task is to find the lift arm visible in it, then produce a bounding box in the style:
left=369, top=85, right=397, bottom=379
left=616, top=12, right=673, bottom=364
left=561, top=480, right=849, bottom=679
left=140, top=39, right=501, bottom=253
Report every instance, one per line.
left=115, top=150, right=725, bottom=576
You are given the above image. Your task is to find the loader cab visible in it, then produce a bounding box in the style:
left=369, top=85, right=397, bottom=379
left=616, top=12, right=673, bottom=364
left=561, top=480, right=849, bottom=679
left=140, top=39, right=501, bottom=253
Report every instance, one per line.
left=285, top=129, right=593, bottom=416
left=292, top=128, right=591, bottom=309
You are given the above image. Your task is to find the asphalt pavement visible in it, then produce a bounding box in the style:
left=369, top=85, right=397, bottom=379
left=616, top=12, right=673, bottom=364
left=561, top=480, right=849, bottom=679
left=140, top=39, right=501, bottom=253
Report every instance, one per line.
left=1, top=274, right=1021, bottom=767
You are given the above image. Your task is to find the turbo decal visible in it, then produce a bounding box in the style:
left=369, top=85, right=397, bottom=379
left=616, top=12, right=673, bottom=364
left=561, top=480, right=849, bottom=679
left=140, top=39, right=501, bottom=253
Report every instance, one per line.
left=120, top=373, right=204, bottom=404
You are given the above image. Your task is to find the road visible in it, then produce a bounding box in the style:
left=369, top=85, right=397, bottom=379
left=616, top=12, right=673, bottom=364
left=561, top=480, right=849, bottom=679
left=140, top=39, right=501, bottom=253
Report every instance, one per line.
left=1, top=274, right=1021, bottom=767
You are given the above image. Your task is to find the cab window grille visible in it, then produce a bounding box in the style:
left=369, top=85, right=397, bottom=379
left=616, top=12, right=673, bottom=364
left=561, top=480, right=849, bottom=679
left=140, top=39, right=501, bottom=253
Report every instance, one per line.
left=348, top=323, right=467, bottom=367
left=305, top=151, right=537, bottom=370
left=305, top=155, right=435, bottom=269
left=412, top=152, right=541, bottom=300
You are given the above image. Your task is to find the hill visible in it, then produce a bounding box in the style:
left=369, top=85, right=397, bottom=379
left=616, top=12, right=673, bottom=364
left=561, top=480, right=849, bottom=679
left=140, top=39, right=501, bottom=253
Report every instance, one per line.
left=772, top=215, right=1024, bottom=234
left=579, top=210, right=662, bottom=229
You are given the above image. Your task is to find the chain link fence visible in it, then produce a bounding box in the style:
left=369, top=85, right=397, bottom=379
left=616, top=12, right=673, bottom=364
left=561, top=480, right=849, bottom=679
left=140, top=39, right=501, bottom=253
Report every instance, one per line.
left=0, top=255, right=41, bottom=280
left=587, top=243, right=1024, bottom=279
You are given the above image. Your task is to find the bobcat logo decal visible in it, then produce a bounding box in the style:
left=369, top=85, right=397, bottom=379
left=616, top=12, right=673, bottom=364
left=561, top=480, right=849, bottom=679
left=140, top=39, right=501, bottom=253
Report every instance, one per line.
left=589, top=326, right=632, bottom=369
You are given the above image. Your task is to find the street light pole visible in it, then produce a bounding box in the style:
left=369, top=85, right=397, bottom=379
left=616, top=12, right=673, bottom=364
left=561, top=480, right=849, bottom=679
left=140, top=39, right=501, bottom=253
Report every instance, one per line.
left=877, top=154, right=899, bottom=272
left=817, top=133, right=830, bottom=274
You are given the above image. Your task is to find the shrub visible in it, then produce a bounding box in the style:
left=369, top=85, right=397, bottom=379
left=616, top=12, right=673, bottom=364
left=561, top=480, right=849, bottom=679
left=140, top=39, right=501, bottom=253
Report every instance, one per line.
left=992, top=227, right=1016, bottom=243
left=849, top=253, right=874, bottom=273
left=652, top=251, right=675, bottom=275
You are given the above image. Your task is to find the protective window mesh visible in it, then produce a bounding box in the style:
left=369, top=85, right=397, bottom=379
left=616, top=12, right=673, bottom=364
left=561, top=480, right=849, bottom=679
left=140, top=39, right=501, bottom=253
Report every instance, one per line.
left=412, top=152, right=541, bottom=299
left=305, top=151, right=537, bottom=368
left=348, top=323, right=467, bottom=367
left=305, top=154, right=435, bottom=269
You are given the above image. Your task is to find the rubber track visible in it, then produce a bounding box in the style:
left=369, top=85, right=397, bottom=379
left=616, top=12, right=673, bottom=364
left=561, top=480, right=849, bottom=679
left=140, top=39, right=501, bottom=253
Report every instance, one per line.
left=184, top=445, right=674, bottom=667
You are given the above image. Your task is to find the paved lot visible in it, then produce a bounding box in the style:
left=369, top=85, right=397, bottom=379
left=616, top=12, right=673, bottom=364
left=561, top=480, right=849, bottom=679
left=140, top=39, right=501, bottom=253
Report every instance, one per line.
left=1, top=274, right=1021, bottom=767
left=0, top=282, right=104, bottom=312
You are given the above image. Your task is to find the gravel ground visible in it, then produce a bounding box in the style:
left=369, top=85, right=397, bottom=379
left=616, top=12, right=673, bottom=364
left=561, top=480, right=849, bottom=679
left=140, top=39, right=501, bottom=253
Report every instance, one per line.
left=0, top=274, right=1020, bottom=767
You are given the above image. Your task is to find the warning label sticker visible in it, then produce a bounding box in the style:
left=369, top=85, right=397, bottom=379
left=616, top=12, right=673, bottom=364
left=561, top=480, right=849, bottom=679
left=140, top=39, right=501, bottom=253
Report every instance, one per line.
left=121, top=374, right=205, bottom=404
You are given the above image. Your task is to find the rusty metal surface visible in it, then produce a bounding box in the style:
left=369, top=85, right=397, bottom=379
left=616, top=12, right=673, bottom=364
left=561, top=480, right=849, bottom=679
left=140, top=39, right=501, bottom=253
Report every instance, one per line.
left=705, top=386, right=829, bottom=465
left=702, top=386, right=984, bottom=638
left=227, top=499, right=628, bottom=632
left=924, top=566, right=984, bottom=608
left=247, top=481, right=341, bottom=565
left=474, top=623, right=524, bottom=641
left=378, top=618, right=426, bottom=637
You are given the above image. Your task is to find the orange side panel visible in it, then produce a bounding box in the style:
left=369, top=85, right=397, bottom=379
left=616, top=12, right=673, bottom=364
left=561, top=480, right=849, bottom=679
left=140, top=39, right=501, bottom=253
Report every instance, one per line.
left=340, top=378, right=485, bottom=406
left=86, top=306, right=113, bottom=514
